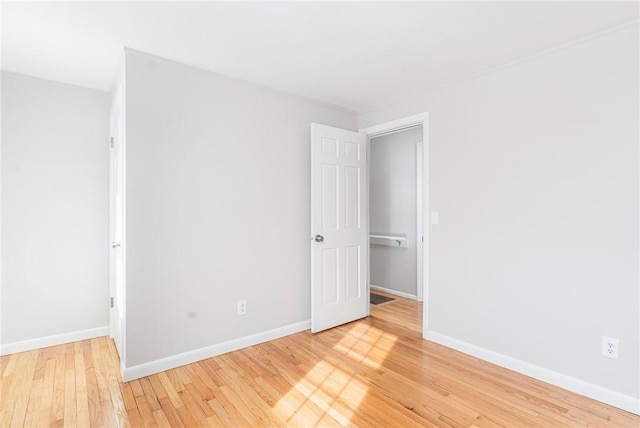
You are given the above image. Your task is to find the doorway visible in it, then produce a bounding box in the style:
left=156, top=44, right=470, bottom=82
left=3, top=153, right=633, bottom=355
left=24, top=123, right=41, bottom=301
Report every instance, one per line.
left=361, top=113, right=429, bottom=336
left=309, top=113, right=429, bottom=336
left=369, top=125, right=423, bottom=303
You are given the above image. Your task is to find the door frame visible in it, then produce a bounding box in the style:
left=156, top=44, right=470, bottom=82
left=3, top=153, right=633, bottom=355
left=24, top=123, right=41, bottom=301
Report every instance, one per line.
left=359, top=112, right=429, bottom=335
left=109, top=75, right=127, bottom=372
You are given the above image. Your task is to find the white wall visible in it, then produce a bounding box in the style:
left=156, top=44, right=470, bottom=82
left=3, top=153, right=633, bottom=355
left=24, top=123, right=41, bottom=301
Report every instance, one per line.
left=370, top=126, right=421, bottom=297
left=124, top=51, right=357, bottom=368
left=1, top=72, right=110, bottom=348
left=360, top=24, right=639, bottom=401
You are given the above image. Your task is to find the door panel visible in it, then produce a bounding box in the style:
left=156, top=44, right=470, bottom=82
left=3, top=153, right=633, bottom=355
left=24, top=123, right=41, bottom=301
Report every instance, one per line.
left=311, top=124, right=367, bottom=333
left=322, top=248, right=339, bottom=305
left=321, top=164, right=339, bottom=229
left=345, top=166, right=360, bottom=229
left=345, top=245, right=361, bottom=300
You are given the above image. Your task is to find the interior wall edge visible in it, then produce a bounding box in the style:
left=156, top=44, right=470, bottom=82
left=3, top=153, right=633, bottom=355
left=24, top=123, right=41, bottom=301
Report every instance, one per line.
left=123, top=48, right=357, bottom=117
left=0, top=70, right=110, bottom=95
left=425, top=330, right=640, bottom=415
left=0, top=326, right=110, bottom=357
left=122, top=320, right=310, bottom=382
left=356, top=19, right=640, bottom=120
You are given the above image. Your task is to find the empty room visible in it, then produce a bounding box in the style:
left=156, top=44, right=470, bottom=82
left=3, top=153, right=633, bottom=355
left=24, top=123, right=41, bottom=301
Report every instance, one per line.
left=1, top=1, right=639, bottom=427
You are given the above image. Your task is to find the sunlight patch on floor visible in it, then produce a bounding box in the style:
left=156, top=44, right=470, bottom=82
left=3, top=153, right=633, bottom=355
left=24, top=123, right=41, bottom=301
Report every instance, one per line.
left=332, top=324, right=398, bottom=370
left=274, top=324, right=398, bottom=426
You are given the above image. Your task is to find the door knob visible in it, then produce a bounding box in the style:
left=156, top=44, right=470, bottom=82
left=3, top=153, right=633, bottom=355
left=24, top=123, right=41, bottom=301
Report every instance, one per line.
left=314, top=235, right=324, bottom=243
left=111, top=241, right=121, bottom=248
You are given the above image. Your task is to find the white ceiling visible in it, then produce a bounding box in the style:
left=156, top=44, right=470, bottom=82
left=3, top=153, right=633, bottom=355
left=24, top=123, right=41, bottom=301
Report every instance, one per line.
left=2, top=2, right=638, bottom=113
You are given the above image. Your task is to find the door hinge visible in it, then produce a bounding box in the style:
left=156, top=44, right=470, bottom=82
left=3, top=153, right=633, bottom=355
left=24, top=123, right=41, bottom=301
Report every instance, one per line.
left=110, top=297, right=114, bottom=308
left=110, top=137, right=114, bottom=148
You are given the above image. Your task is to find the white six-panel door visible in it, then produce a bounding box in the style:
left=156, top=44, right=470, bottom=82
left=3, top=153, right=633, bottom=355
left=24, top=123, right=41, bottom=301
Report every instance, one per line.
left=311, top=124, right=368, bottom=333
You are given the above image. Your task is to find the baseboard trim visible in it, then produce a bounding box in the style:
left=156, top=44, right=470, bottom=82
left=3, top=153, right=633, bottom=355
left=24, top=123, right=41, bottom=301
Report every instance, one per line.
left=122, top=320, right=311, bottom=382
left=0, top=326, right=110, bottom=356
left=370, top=284, right=417, bottom=301
left=424, top=330, right=640, bottom=415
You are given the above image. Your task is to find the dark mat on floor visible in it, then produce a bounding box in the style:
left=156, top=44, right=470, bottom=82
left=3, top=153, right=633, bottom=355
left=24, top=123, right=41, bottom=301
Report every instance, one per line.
left=371, top=293, right=395, bottom=305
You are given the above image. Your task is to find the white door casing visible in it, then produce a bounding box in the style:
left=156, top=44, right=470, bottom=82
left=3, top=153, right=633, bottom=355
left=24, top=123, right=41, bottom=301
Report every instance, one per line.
left=311, top=124, right=368, bottom=333
left=416, top=140, right=424, bottom=302
left=109, top=83, right=125, bottom=361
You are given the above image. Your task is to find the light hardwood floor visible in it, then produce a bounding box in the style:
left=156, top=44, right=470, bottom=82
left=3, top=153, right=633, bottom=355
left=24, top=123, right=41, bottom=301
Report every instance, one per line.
left=2, top=297, right=639, bottom=427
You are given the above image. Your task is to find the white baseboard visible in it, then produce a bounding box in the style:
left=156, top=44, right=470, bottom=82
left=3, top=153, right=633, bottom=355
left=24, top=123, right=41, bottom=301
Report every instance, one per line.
left=370, top=284, right=417, bottom=301
left=0, top=326, right=110, bottom=356
left=122, top=320, right=311, bottom=382
left=424, top=331, right=640, bottom=415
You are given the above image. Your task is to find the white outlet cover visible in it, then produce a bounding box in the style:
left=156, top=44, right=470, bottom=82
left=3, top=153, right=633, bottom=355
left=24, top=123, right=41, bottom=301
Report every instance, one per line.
left=602, top=336, right=619, bottom=359
left=237, top=299, right=247, bottom=315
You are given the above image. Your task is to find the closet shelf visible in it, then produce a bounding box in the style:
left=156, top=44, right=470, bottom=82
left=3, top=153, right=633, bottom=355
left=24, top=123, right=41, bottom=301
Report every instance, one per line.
left=370, top=234, right=408, bottom=248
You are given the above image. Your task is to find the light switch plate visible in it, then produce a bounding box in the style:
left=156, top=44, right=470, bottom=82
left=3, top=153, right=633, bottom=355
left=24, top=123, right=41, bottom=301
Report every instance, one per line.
left=431, top=211, right=439, bottom=225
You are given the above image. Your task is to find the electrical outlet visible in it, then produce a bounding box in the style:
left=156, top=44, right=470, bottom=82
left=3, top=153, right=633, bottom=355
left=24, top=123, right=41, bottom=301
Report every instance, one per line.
left=602, top=336, right=619, bottom=359
left=237, top=300, right=247, bottom=316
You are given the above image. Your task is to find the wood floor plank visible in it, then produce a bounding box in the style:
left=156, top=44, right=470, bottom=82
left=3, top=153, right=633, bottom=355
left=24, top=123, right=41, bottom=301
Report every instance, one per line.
left=0, top=397, right=15, bottom=427
left=125, top=408, right=143, bottom=428
left=100, top=395, right=116, bottom=428
left=183, top=382, right=216, bottom=420
left=37, top=357, right=56, bottom=427
left=151, top=407, right=173, bottom=428
left=63, top=368, right=77, bottom=428
left=2, top=353, right=20, bottom=378
left=147, top=374, right=169, bottom=402
left=1, top=354, right=24, bottom=425
left=74, top=343, right=90, bottom=428
left=2, top=296, right=639, bottom=427
left=155, top=371, right=184, bottom=409
left=133, top=393, right=158, bottom=428
left=50, top=351, right=66, bottom=425
left=165, top=369, right=186, bottom=393
left=189, top=363, right=219, bottom=398
left=129, top=379, right=144, bottom=397
left=22, top=378, right=43, bottom=428
left=208, top=387, right=252, bottom=426
left=7, top=351, right=37, bottom=427
left=139, top=377, right=162, bottom=412
left=206, top=397, right=242, bottom=428
left=157, top=396, right=185, bottom=428
left=103, top=349, right=128, bottom=427
left=173, top=403, right=201, bottom=428
left=82, top=340, right=103, bottom=428
left=121, top=382, right=138, bottom=411
left=216, top=381, right=286, bottom=427
left=31, top=350, right=48, bottom=382
left=178, top=365, right=215, bottom=402
left=176, top=383, right=209, bottom=425
left=91, top=338, right=110, bottom=403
